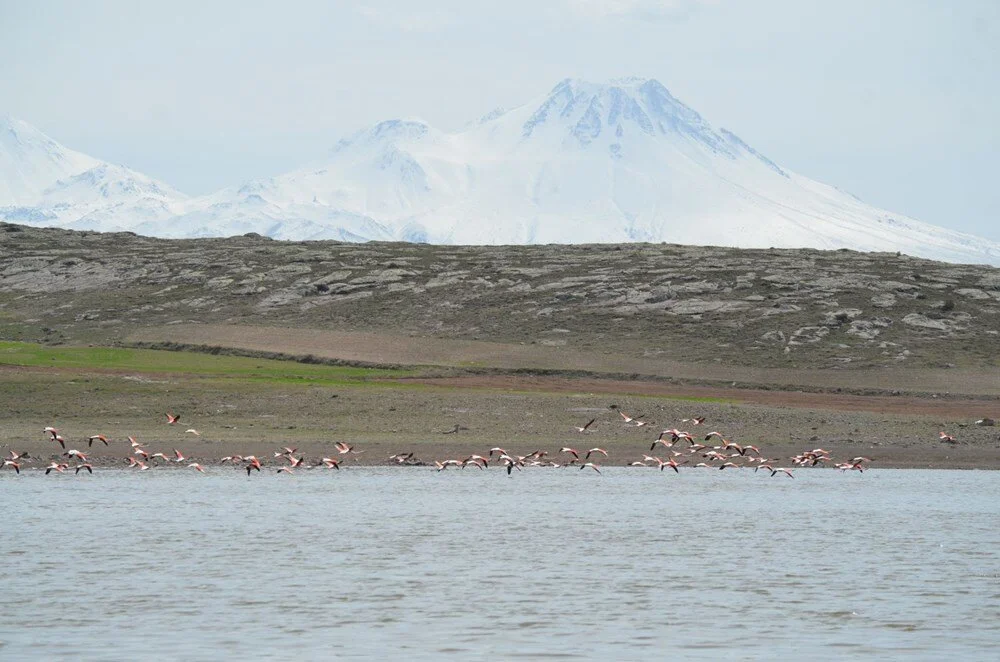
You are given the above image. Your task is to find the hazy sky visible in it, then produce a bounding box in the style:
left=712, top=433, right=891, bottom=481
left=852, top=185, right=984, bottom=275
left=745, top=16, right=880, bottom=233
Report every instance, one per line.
left=2, top=0, right=998, bottom=239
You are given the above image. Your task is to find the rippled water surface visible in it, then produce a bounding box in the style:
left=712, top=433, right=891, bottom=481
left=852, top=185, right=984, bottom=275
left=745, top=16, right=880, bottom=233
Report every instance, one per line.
left=2, top=468, right=999, bottom=660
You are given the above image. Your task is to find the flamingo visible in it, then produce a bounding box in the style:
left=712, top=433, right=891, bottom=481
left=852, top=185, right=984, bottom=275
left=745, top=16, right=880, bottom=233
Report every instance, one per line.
left=488, top=447, right=507, bottom=458
left=188, top=463, right=206, bottom=473
left=2, top=460, right=20, bottom=474
left=165, top=412, right=180, bottom=425
left=220, top=455, right=243, bottom=464
left=276, top=467, right=295, bottom=475
left=559, top=447, right=581, bottom=459
left=650, top=439, right=672, bottom=451
left=52, top=435, right=66, bottom=449
left=389, top=452, right=414, bottom=464
left=321, top=457, right=341, bottom=469
left=585, top=448, right=608, bottom=459
left=939, top=431, right=956, bottom=443
left=664, top=458, right=686, bottom=473
left=45, top=462, right=68, bottom=474
left=498, top=457, right=521, bottom=474
left=770, top=467, right=794, bottom=478
left=580, top=462, right=602, bottom=474
left=574, top=418, right=597, bottom=433
left=173, top=449, right=186, bottom=463
left=335, top=442, right=363, bottom=455
left=7, top=450, right=26, bottom=460
left=64, top=449, right=88, bottom=461
left=75, top=463, right=93, bottom=475
left=185, top=429, right=201, bottom=436
left=87, top=434, right=109, bottom=447
left=619, top=411, right=642, bottom=424
left=682, top=416, right=706, bottom=426
left=288, top=455, right=305, bottom=468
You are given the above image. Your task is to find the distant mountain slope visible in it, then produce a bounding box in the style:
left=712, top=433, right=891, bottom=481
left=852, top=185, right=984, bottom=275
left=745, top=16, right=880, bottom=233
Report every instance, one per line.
left=2, top=80, right=999, bottom=266
left=0, top=115, right=186, bottom=230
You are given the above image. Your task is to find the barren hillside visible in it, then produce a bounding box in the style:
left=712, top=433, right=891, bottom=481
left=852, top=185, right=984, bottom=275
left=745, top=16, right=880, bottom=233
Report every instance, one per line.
left=2, top=222, right=999, bottom=375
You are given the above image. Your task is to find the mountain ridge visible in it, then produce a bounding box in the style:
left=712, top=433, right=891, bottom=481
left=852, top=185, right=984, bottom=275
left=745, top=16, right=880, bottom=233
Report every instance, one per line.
left=2, top=78, right=999, bottom=266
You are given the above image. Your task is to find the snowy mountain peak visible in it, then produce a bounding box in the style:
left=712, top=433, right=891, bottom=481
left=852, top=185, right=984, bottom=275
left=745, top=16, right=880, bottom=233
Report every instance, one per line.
left=334, top=118, right=432, bottom=154
left=0, top=116, right=185, bottom=231
left=1, top=114, right=100, bottom=204
left=3, top=81, right=1000, bottom=267
left=520, top=77, right=705, bottom=145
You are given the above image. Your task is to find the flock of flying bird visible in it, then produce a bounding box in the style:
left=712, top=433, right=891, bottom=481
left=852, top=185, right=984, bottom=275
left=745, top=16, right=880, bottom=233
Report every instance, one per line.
left=419, top=412, right=877, bottom=477
left=0, top=408, right=912, bottom=479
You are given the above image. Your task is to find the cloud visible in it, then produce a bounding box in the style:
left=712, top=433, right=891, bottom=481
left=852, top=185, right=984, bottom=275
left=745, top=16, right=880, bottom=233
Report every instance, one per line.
left=565, top=0, right=717, bottom=21
left=355, top=4, right=458, bottom=33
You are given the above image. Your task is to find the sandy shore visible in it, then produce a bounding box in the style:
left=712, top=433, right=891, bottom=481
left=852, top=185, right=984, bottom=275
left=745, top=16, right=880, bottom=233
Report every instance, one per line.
left=3, top=368, right=998, bottom=471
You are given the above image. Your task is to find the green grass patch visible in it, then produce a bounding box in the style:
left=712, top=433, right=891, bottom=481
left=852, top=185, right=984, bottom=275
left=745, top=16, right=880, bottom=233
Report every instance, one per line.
left=0, top=341, right=411, bottom=384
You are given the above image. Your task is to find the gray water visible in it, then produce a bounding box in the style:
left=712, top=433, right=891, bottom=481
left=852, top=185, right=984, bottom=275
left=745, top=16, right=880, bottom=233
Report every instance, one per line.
left=1, top=467, right=998, bottom=660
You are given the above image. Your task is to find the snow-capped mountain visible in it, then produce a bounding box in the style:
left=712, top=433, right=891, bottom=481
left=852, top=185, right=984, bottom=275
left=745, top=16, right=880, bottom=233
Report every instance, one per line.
left=0, top=115, right=186, bottom=230
left=3, top=80, right=999, bottom=266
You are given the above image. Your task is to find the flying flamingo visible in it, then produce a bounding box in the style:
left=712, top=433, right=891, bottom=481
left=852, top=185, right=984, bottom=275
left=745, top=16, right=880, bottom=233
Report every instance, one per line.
left=580, top=462, right=602, bottom=474
left=64, top=449, right=88, bottom=461
left=45, top=462, right=68, bottom=474
left=939, top=431, right=956, bottom=443
left=618, top=411, right=643, bottom=424
left=335, top=442, right=363, bottom=455
left=75, top=463, right=93, bottom=475
left=87, top=434, right=109, bottom=447
left=185, top=429, right=201, bottom=436
left=560, top=447, right=581, bottom=459
left=585, top=448, right=608, bottom=459
left=574, top=418, right=597, bottom=433
left=166, top=412, right=180, bottom=425
left=173, top=449, right=186, bottom=463
left=188, top=463, right=205, bottom=473
left=2, top=460, right=20, bottom=474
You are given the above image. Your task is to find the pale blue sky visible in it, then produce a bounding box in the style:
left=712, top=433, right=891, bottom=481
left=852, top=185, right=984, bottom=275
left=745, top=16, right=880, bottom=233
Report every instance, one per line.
left=1, top=0, right=998, bottom=239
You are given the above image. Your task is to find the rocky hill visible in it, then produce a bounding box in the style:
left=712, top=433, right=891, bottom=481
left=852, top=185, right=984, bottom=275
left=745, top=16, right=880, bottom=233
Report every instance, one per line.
left=2, top=222, right=999, bottom=373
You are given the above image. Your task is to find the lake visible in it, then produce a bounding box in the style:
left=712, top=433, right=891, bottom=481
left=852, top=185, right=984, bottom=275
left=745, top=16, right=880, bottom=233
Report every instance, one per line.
left=1, top=467, right=998, bottom=660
